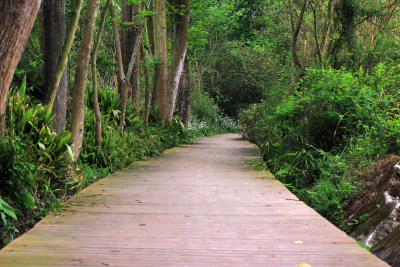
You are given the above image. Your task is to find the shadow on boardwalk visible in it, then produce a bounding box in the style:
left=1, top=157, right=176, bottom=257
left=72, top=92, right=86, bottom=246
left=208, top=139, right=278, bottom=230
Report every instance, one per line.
left=0, top=134, right=388, bottom=266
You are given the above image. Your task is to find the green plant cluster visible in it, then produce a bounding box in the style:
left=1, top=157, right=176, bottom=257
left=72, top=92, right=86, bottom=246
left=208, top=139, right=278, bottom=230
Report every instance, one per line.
left=189, top=87, right=240, bottom=137
left=239, top=62, right=400, bottom=224
left=0, top=80, right=75, bottom=245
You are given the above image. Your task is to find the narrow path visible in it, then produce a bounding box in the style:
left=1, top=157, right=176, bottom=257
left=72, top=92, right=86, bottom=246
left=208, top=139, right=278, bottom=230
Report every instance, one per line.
left=0, top=134, right=387, bottom=266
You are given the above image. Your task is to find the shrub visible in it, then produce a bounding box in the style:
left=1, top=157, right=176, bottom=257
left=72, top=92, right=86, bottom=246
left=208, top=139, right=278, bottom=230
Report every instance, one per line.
left=2, top=80, right=74, bottom=209
left=239, top=62, right=400, bottom=222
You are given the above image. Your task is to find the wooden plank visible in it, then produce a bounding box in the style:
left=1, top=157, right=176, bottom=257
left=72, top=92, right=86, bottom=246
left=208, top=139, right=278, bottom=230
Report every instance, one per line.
left=0, top=134, right=388, bottom=266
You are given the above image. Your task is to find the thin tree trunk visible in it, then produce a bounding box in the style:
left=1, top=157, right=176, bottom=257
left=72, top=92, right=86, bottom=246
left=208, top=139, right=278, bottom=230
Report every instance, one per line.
left=109, top=3, right=127, bottom=133
left=310, top=2, right=322, bottom=63
left=121, top=1, right=142, bottom=110
left=43, top=0, right=68, bottom=133
left=37, top=5, right=45, bottom=57
left=291, top=0, right=307, bottom=71
left=141, top=44, right=151, bottom=123
left=146, top=11, right=155, bottom=56
left=177, top=56, right=190, bottom=130
left=132, top=39, right=141, bottom=111
left=321, top=0, right=333, bottom=57
left=0, top=0, right=41, bottom=135
left=70, top=0, right=100, bottom=161
left=44, top=0, right=83, bottom=107
left=167, top=0, right=190, bottom=122
left=288, top=0, right=295, bottom=33
left=153, top=0, right=168, bottom=123
left=91, top=0, right=110, bottom=146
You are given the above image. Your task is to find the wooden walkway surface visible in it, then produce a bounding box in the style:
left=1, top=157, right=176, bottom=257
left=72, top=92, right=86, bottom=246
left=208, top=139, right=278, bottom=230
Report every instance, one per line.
left=0, top=134, right=388, bottom=266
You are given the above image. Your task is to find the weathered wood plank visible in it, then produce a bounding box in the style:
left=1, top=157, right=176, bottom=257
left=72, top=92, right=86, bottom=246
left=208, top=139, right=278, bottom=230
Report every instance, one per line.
left=0, top=134, right=388, bottom=266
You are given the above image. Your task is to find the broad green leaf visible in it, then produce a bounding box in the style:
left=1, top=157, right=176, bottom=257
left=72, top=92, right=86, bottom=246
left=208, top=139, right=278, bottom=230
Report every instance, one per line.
left=66, top=144, right=74, bottom=161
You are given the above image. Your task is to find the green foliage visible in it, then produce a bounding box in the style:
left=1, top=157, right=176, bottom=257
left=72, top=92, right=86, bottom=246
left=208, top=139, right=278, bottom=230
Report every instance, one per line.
left=203, top=41, right=273, bottom=117
left=0, top=81, right=76, bottom=246
left=189, top=87, right=240, bottom=137
left=0, top=136, right=35, bottom=210
left=0, top=197, right=17, bottom=226
left=0, top=196, right=17, bottom=247
left=240, top=62, right=400, bottom=223
left=2, top=81, right=74, bottom=208
left=79, top=84, right=194, bottom=185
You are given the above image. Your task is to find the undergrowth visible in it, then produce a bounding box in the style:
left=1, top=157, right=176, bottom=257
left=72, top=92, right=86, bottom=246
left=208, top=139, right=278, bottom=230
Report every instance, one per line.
left=239, top=62, right=400, bottom=226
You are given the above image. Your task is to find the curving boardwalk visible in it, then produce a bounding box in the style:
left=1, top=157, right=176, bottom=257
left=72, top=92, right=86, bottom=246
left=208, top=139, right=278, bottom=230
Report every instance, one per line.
left=0, top=134, right=388, bottom=266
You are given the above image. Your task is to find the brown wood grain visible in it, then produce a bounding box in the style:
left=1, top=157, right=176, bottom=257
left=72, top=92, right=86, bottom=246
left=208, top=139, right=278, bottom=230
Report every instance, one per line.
left=0, top=134, right=388, bottom=266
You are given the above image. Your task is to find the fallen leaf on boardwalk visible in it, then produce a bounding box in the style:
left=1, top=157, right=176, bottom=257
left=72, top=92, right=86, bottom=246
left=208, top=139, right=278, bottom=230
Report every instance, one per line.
left=297, top=264, right=311, bottom=267
left=294, top=241, right=303, bottom=245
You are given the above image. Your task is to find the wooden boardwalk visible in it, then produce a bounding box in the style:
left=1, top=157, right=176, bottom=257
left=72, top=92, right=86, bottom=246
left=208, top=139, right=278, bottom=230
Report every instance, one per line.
left=0, top=134, right=388, bottom=266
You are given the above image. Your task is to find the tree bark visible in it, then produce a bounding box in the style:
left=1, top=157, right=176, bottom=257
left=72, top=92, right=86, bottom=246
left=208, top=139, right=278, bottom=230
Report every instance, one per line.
left=291, top=0, right=307, bottom=71
left=141, top=44, right=152, bottom=123
left=146, top=7, right=155, bottom=57
left=109, top=3, right=128, bottom=133
left=37, top=6, right=45, bottom=57
left=121, top=1, right=142, bottom=110
left=70, top=0, right=100, bottom=161
left=92, top=0, right=110, bottom=146
left=167, top=0, right=190, bottom=122
left=177, top=56, right=191, bottom=130
left=153, top=0, right=168, bottom=123
left=44, top=0, right=83, bottom=108
left=0, top=0, right=41, bottom=134
left=309, top=2, right=322, bottom=63
left=43, top=0, right=68, bottom=133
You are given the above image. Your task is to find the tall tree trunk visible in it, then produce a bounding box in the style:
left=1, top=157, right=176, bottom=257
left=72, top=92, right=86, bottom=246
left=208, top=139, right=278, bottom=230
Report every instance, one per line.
left=0, top=0, right=41, bottom=135
left=291, top=0, right=307, bottom=71
left=321, top=0, right=333, bottom=58
left=43, top=0, right=68, bottom=133
left=177, top=56, right=190, bottom=130
left=132, top=39, right=141, bottom=111
left=167, top=0, right=190, bottom=122
left=109, top=3, right=127, bottom=133
left=37, top=6, right=45, bottom=57
left=146, top=11, right=155, bottom=57
left=121, top=1, right=142, bottom=110
left=70, top=0, right=100, bottom=161
left=92, top=0, right=110, bottom=146
left=141, top=44, right=152, bottom=123
left=310, top=2, right=322, bottom=63
left=44, top=0, right=83, bottom=107
left=153, top=0, right=168, bottom=123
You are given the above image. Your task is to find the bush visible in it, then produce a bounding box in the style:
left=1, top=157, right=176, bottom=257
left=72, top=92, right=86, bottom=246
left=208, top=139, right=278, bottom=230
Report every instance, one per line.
left=239, top=62, right=400, bottom=222
left=2, top=81, right=74, bottom=209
